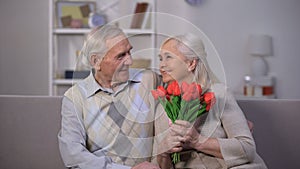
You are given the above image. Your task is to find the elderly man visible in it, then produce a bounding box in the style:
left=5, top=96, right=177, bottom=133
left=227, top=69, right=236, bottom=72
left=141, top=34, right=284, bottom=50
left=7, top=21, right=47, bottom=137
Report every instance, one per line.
left=58, top=25, right=161, bottom=169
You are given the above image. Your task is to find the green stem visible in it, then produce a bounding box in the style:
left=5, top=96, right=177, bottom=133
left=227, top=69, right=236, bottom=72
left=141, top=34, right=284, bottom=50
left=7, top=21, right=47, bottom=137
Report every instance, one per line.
left=172, top=152, right=180, bottom=164
left=184, top=100, right=200, bottom=121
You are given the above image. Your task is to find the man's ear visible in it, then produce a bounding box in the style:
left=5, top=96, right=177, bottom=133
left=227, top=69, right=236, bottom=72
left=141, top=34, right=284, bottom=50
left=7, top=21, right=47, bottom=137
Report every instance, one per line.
left=188, top=59, right=197, bottom=72
left=90, top=55, right=101, bottom=70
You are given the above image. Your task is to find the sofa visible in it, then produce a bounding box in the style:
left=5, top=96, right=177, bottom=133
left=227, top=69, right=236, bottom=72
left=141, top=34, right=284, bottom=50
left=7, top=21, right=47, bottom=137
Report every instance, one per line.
left=0, top=95, right=299, bottom=169
left=0, top=96, right=65, bottom=169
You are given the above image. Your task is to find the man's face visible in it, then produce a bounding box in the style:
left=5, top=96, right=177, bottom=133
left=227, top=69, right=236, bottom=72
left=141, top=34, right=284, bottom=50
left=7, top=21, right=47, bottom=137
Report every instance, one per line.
left=97, top=35, right=133, bottom=85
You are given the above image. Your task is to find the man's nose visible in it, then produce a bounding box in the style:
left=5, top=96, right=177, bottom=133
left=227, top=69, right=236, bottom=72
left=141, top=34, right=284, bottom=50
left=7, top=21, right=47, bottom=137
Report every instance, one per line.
left=124, top=54, right=133, bottom=65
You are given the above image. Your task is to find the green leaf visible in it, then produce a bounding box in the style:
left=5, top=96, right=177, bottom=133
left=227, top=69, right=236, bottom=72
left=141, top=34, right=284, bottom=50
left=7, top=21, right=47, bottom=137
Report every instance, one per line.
left=185, top=102, right=201, bottom=122
left=178, top=100, right=188, bottom=120
left=189, top=104, right=207, bottom=122
left=172, top=96, right=181, bottom=112
left=165, top=101, right=175, bottom=122
left=197, top=103, right=207, bottom=116
left=181, top=99, right=198, bottom=121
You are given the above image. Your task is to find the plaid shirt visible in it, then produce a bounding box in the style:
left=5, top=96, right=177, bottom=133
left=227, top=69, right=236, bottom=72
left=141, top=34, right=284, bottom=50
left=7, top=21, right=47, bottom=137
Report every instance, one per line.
left=58, top=69, right=161, bottom=169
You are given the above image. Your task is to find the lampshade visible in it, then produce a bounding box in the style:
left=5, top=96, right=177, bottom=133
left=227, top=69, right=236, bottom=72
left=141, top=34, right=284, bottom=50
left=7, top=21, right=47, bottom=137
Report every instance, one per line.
left=248, top=34, right=273, bottom=56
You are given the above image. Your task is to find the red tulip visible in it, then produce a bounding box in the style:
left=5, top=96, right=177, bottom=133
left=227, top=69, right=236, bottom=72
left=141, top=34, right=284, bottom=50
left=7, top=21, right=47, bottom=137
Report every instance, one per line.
left=196, top=84, right=202, bottom=96
left=173, top=83, right=181, bottom=96
left=151, top=90, right=159, bottom=100
left=167, top=81, right=181, bottom=96
left=203, top=92, right=216, bottom=111
left=157, top=86, right=167, bottom=95
left=181, top=81, right=189, bottom=94
left=182, top=92, right=192, bottom=101
left=152, top=80, right=216, bottom=165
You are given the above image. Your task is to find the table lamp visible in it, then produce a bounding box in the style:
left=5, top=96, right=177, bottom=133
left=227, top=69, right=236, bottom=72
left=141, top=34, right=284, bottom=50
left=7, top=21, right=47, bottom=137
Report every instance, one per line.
left=248, top=34, right=273, bottom=76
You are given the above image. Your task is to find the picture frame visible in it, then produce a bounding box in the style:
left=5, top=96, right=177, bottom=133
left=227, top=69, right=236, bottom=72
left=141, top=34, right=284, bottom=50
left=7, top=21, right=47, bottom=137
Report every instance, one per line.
left=56, top=1, right=96, bottom=28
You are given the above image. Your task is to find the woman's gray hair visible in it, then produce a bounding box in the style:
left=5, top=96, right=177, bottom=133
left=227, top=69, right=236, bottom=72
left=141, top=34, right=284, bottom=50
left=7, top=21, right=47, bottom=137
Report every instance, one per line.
left=79, top=24, right=126, bottom=69
left=162, top=33, right=217, bottom=92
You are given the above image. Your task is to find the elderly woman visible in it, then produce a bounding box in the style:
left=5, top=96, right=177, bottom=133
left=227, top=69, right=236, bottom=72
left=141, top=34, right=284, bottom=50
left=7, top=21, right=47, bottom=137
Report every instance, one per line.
left=154, top=34, right=267, bottom=169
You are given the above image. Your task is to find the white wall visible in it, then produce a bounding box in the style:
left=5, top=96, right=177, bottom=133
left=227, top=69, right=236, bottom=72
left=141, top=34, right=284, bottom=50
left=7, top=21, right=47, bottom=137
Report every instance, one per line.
left=0, top=0, right=299, bottom=98
left=157, top=0, right=300, bottom=99
left=0, top=0, right=49, bottom=95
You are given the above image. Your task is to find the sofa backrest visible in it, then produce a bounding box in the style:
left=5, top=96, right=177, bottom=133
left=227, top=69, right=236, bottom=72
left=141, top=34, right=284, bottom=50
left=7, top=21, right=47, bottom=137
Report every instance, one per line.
left=238, top=99, right=300, bottom=169
left=1, top=95, right=300, bottom=169
left=0, top=95, right=65, bottom=169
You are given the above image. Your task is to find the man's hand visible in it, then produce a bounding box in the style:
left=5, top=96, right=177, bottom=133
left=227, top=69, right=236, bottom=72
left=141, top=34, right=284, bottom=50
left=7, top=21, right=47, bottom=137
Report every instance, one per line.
left=132, top=161, right=160, bottom=169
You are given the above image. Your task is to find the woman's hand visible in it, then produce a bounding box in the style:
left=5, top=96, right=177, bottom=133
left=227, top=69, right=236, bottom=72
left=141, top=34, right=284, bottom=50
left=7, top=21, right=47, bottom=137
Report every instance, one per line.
left=158, top=120, right=197, bottom=154
left=162, top=120, right=223, bottom=159
left=171, top=120, right=203, bottom=150
left=172, top=120, right=223, bottom=158
left=158, top=123, right=186, bottom=154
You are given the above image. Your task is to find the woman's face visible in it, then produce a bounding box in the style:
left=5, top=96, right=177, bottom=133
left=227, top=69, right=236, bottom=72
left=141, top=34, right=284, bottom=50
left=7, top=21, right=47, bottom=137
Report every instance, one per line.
left=159, top=39, right=192, bottom=84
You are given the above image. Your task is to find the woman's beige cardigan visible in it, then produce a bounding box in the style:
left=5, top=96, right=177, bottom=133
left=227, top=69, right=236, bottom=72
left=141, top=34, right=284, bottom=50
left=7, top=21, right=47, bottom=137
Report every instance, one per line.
left=153, top=84, right=267, bottom=169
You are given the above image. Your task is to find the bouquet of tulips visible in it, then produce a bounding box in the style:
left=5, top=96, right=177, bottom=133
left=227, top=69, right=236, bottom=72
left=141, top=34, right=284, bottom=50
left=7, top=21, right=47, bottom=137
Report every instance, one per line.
left=151, top=81, right=215, bottom=164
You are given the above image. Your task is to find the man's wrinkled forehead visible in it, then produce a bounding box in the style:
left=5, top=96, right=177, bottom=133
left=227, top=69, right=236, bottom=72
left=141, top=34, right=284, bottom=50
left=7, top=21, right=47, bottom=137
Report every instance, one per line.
left=106, top=35, right=128, bottom=49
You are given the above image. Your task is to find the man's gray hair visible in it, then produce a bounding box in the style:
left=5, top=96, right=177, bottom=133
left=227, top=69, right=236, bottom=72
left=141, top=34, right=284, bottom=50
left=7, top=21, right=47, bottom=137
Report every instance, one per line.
left=80, top=24, right=126, bottom=69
